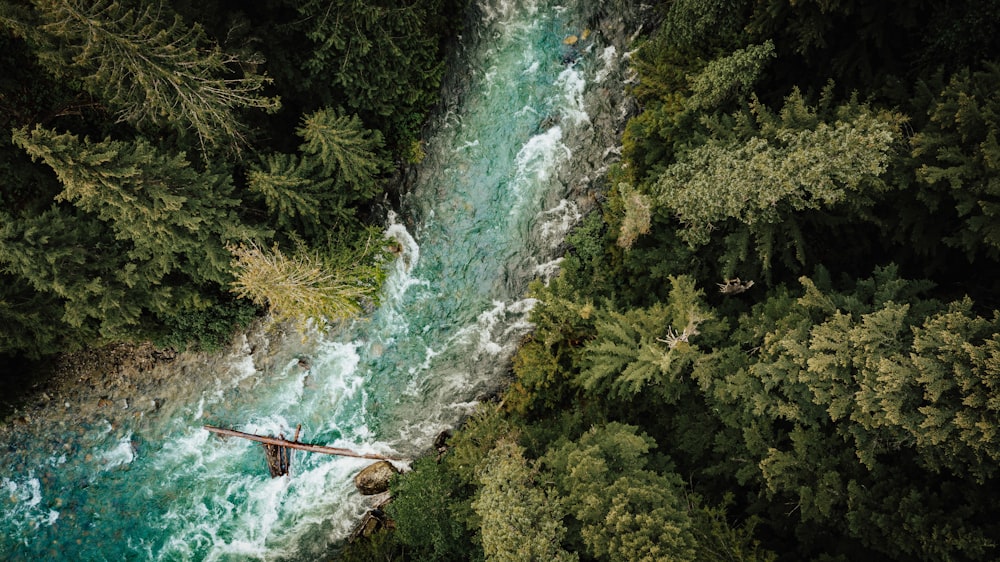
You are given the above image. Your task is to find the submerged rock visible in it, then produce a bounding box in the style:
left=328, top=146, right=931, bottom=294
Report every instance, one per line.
left=354, top=461, right=398, bottom=495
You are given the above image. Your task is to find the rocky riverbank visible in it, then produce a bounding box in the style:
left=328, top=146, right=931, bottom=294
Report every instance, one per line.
left=0, top=318, right=311, bottom=448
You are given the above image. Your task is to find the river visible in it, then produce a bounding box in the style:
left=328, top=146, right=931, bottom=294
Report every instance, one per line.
left=0, top=0, right=638, bottom=559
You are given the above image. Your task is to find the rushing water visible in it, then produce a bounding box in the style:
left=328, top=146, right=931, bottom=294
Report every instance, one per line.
left=0, top=0, right=635, bottom=559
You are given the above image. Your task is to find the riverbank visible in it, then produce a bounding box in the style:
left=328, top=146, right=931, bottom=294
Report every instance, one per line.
left=1, top=342, right=176, bottom=424
left=0, top=318, right=311, bottom=446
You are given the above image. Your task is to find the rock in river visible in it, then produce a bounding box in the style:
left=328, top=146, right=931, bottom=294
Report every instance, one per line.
left=354, top=461, right=398, bottom=495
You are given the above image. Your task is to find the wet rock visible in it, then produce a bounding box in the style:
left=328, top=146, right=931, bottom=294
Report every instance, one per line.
left=354, top=461, right=398, bottom=495
left=434, top=429, right=452, bottom=451
left=349, top=503, right=395, bottom=542
left=434, top=429, right=452, bottom=462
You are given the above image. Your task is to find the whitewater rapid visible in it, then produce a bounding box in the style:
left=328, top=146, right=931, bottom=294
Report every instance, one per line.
left=0, top=0, right=638, bottom=559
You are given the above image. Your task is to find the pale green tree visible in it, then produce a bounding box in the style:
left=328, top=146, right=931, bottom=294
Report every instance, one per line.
left=686, top=41, right=776, bottom=110
left=541, top=423, right=698, bottom=562
left=228, top=237, right=385, bottom=331
left=655, top=90, right=903, bottom=270
left=473, top=439, right=577, bottom=562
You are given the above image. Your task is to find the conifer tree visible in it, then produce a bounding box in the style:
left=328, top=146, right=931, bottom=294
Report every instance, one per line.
left=3, top=0, right=279, bottom=152
left=12, top=125, right=246, bottom=290
left=541, top=423, right=698, bottom=562
left=686, top=41, right=775, bottom=111
left=386, top=455, right=481, bottom=561
left=909, top=62, right=1000, bottom=259
left=228, top=237, right=385, bottom=331
left=473, top=439, right=577, bottom=562
left=0, top=205, right=139, bottom=338
left=904, top=299, right=1000, bottom=480
left=0, top=280, right=69, bottom=357
left=293, top=0, right=446, bottom=142
left=297, top=107, right=386, bottom=190
left=247, top=152, right=325, bottom=236
left=249, top=107, right=388, bottom=239
left=578, top=275, right=712, bottom=401
left=654, top=89, right=903, bottom=271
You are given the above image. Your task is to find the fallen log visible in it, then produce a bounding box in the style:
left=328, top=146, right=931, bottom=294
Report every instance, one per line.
left=203, top=425, right=403, bottom=462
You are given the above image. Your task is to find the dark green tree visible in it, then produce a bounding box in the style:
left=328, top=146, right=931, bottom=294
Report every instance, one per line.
left=3, top=0, right=279, bottom=152
left=0, top=205, right=136, bottom=338
left=908, top=62, right=1000, bottom=260
left=8, top=125, right=261, bottom=343
left=248, top=107, right=389, bottom=239
left=13, top=125, right=249, bottom=286
left=289, top=0, right=455, bottom=145
left=387, top=455, right=483, bottom=562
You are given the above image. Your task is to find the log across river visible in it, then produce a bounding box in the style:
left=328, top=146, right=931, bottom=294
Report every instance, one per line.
left=0, top=0, right=637, bottom=559
left=203, top=425, right=403, bottom=462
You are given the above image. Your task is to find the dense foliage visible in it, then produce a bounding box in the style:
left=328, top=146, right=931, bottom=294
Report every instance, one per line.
left=0, top=0, right=464, bottom=357
left=343, top=0, right=1000, bottom=560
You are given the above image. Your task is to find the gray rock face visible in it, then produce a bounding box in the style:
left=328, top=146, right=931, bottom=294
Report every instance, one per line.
left=354, top=461, right=398, bottom=495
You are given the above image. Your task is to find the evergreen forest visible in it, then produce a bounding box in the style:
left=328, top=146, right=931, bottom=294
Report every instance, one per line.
left=2, top=0, right=1000, bottom=561
left=0, top=0, right=464, bottom=363
left=342, top=1, right=1000, bottom=561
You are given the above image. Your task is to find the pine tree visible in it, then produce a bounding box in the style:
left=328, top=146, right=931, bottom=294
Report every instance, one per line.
left=0, top=270, right=84, bottom=358
left=686, top=41, right=776, bottom=111
left=654, top=89, right=903, bottom=270
left=0, top=204, right=140, bottom=338
left=909, top=62, right=1000, bottom=259
left=12, top=125, right=246, bottom=290
left=228, top=237, right=385, bottom=332
left=578, top=275, right=712, bottom=401
left=297, top=107, right=386, bottom=190
left=293, top=0, right=447, bottom=142
left=249, top=107, right=388, bottom=239
left=907, top=299, right=1000, bottom=480
left=616, top=182, right=652, bottom=249
left=247, top=152, right=326, bottom=235
left=386, top=455, right=482, bottom=561
left=4, top=0, right=279, bottom=152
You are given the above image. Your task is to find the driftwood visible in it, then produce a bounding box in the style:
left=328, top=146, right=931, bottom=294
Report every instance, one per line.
left=261, top=425, right=301, bottom=477
left=203, top=425, right=403, bottom=462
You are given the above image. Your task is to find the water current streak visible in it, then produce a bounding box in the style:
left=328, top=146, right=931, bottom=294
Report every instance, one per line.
left=0, top=0, right=634, bottom=559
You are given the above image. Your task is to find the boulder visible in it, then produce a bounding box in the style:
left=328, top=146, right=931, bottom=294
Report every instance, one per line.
left=354, top=461, right=398, bottom=495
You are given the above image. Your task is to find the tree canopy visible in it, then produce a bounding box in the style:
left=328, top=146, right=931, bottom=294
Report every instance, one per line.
left=361, top=1, right=1000, bottom=561
left=0, top=0, right=465, bottom=356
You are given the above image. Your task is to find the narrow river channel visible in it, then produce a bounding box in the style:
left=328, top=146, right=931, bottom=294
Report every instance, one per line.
left=0, top=0, right=637, bottom=559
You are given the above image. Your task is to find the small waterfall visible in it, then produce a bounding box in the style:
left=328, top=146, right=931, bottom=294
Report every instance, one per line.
left=0, top=0, right=638, bottom=559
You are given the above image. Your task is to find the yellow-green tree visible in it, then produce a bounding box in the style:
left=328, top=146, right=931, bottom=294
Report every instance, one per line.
left=473, top=439, right=577, bottom=562
left=228, top=237, right=385, bottom=331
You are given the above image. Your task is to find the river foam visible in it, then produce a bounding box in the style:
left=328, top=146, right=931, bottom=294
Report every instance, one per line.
left=0, top=0, right=639, bottom=558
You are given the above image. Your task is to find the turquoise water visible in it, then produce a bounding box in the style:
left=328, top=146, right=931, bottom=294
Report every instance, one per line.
left=0, top=1, right=630, bottom=559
